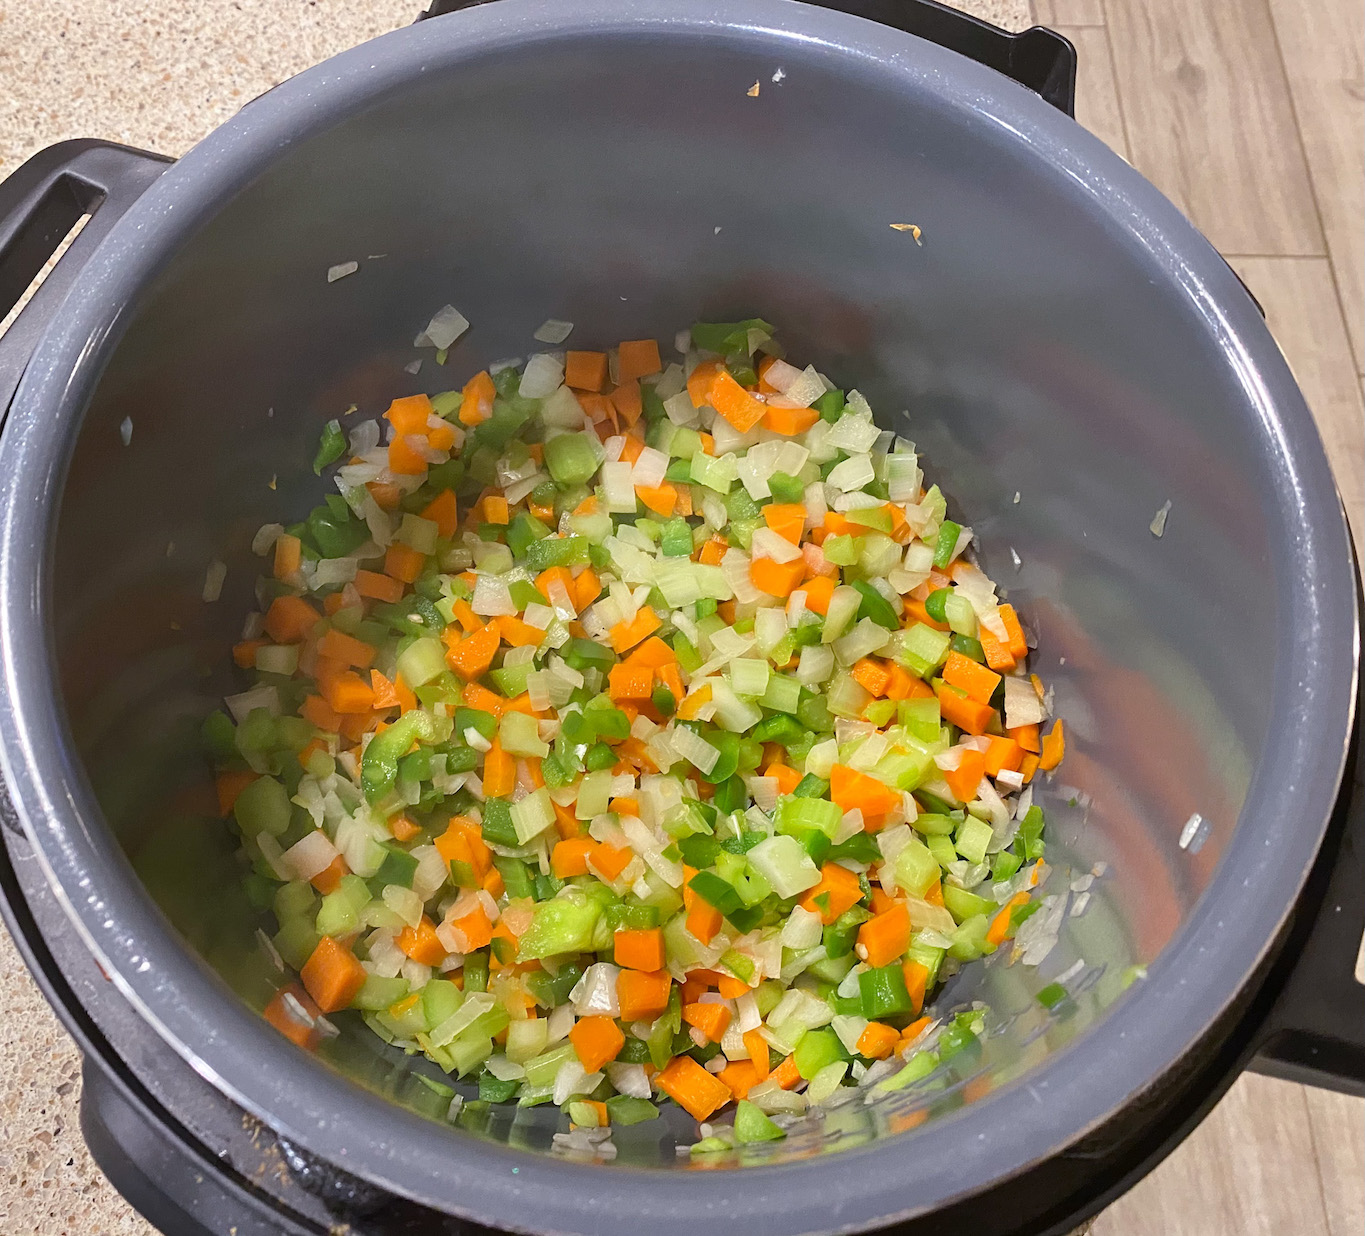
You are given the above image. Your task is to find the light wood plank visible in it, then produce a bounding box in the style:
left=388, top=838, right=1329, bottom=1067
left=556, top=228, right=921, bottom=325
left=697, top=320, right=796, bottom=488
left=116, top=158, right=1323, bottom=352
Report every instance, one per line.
left=1264, top=0, right=1365, bottom=373
left=1055, top=26, right=1131, bottom=160
left=1092, top=1074, right=1332, bottom=1236
left=1230, top=257, right=1365, bottom=558
left=1303, top=1086, right=1365, bottom=1236
left=1031, top=0, right=1107, bottom=25
left=1105, top=0, right=1324, bottom=255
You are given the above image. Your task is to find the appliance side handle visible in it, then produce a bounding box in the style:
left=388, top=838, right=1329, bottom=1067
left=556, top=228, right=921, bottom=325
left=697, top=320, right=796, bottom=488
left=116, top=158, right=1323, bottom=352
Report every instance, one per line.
left=417, top=0, right=1079, bottom=116
left=0, top=139, right=172, bottom=419
left=1249, top=537, right=1364, bottom=1096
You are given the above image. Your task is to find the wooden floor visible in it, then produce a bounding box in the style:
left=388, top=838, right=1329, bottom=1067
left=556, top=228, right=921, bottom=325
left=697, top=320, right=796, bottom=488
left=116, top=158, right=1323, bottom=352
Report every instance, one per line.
left=1038, top=0, right=1365, bottom=1230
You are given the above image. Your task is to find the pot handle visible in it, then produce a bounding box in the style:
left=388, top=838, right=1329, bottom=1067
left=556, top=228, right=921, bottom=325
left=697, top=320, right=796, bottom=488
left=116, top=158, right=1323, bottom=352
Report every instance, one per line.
left=417, top=0, right=1078, bottom=117
left=1247, top=556, right=1364, bottom=1096
left=0, top=139, right=172, bottom=418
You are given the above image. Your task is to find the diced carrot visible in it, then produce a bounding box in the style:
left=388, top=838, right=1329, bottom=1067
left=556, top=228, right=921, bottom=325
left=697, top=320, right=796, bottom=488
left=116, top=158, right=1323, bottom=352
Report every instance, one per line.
left=366, top=480, right=403, bottom=510
left=232, top=638, right=267, bottom=669
left=770, top=1054, right=803, bottom=1090
left=461, top=682, right=505, bottom=716
left=216, top=769, right=259, bottom=817
left=317, top=627, right=377, bottom=670
left=799, top=862, right=865, bottom=925
left=765, top=763, right=802, bottom=795
left=686, top=899, right=723, bottom=945
left=698, top=535, right=728, bottom=566
left=444, top=621, right=501, bottom=681
left=1038, top=720, right=1066, bottom=771
left=384, top=394, right=433, bottom=436
left=483, top=738, right=515, bottom=798
left=987, top=892, right=1031, bottom=948
left=607, top=663, right=654, bottom=701
left=750, top=556, right=806, bottom=597
left=310, top=854, right=349, bottom=895
left=944, top=748, right=987, bottom=803
left=273, top=533, right=302, bottom=580
left=300, top=936, right=367, bottom=1014
left=801, top=574, right=836, bottom=615
left=617, top=339, right=662, bottom=382
left=636, top=481, right=678, bottom=517
left=856, top=1022, right=901, bottom=1060
left=763, top=403, right=820, bottom=435
left=717, top=1059, right=761, bottom=1101
left=616, top=968, right=672, bottom=1022
left=449, top=905, right=494, bottom=952
left=384, top=542, right=426, bottom=584
left=706, top=369, right=767, bottom=432
left=656, top=1055, right=733, bottom=1122
left=676, top=684, right=713, bottom=721
left=686, top=359, right=725, bottom=408
left=978, top=622, right=1017, bottom=672
left=263, top=983, right=322, bottom=1049
left=858, top=902, right=911, bottom=968
left=609, top=606, right=661, bottom=654
left=427, top=421, right=457, bottom=452
left=762, top=503, right=806, bottom=545
left=743, top=1029, right=770, bottom=1080
left=829, top=764, right=900, bottom=819
left=354, top=569, right=405, bottom=603
left=459, top=370, right=496, bottom=427
left=682, top=1000, right=732, bottom=1043
left=420, top=489, right=460, bottom=539
left=390, top=813, right=421, bottom=843
left=614, top=928, right=665, bottom=972
left=998, top=603, right=1029, bottom=659
left=984, top=736, right=1023, bottom=776
left=625, top=636, right=677, bottom=669
left=884, top=664, right=917, bottom=701
left=369, top=669, right=401, bottom=711
left=551, top=836, right=597, bottom=878
left=322, top=671, right=375, bottom=715
left=388, top=434, right=428, bottom=476
left=497, top=614, right=546, bottom=648
left=590, top=843, right=634, bottom=881
left=264, top=595, right=321, bottom=644
left=851, top=657, right=892, bottom=698
left=569, top=1015, right=625, bottom=1073
left=903, top=597, right=951, bottom=632
left=481, top=494, right=509, bottom=525
left=1008, top=722, right=1041, bottom=753
left=573, top=567, right=602, bottom=610
left=902, top=961, right=930, bottom=1015
left=936, top=683, right=995, bottom=736
left=565, top=350, right=608, bottom=392
left=942, top=651, right=1002, bottom=706
left=296, top=736, right=329, bottom=769
left=397, top=916, right=447, bottom=966
left=608, top=378, right=644, bottom=429
left=300, top=694, right=342, bottom=733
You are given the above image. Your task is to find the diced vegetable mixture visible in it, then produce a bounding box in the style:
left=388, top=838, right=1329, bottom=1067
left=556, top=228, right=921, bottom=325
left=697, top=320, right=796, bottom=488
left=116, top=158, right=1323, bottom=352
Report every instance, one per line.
left=206, top=319, right=1066, bottom=1142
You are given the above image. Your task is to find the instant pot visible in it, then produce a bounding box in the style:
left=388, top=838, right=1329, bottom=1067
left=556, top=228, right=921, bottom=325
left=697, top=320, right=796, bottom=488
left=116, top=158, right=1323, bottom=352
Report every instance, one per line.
left=0, top=1, right=1359, bottom=1233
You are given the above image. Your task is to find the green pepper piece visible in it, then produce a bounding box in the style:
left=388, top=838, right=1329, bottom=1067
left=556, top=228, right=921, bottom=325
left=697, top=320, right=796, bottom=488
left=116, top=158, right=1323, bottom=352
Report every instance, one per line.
left=312, top=419, right=346, bottom=474
left=851, top=580, right=900, bottom=631
left=360, top=710, right=436, bottom=803
left=932, top=520, right=962, bottom=569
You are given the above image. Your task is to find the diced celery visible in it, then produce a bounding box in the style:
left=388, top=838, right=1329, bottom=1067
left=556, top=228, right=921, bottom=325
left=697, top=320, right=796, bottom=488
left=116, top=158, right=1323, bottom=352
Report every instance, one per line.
left=943, top=592, right=977, bottom=636
left=505, top=1017, right=550, bottom=1064
left=545, top=432, right=606, bottom=486
left=955, top=815, right=994, bottom=865
left=234, top=776, right=291, bottom=838
left=925, top=833, right=958, bottom=868
left=397, top=637, right=446, bottom=688
left=900, top=696, right=942, bottom=741
left=523, top=1042, right=578, bottom=1088
left=942, top=884, right=994, bottom=924
left=734, top=1099, right=786, bottom=1143
left=350, top=973, right=409, bottom=1011
left=774, top=796, right=842, bottom=838
left=821, top=586, right=861, bottom=643
left=761, top=674, right=802, bottom=714
left=897, top=624, right=951, bottom=678
left=793, top=1028, right=847, bottom=1080
left=511, top=787, right=555, bottom=844
left=729, top=657, right=771, bottom=698
left=806, top=1060, right=849, bottom=1104
left=747, top=835, right=821, bottom=898
left=575, top=770, right=614, bottom=820
left=948, top=914, right=993, bottom=960
left=398, top=513, right=440, bottom=554
left=272, top=917, right=319, bottom=970
left=892, top=837, right=939, bottom=898
left=499, top=710, right=550, bottom=758
left=518, top=892, right=603, bottom=958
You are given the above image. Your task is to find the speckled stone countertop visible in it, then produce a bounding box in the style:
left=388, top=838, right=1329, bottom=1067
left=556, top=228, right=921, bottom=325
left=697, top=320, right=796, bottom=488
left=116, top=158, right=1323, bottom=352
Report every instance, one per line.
left=0, top=2, right=1031, bottom=1232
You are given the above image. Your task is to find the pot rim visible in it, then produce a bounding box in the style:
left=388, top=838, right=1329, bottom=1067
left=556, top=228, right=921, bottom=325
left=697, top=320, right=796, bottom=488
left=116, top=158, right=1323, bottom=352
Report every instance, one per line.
left=0, top=2, right=1356, bottom=1232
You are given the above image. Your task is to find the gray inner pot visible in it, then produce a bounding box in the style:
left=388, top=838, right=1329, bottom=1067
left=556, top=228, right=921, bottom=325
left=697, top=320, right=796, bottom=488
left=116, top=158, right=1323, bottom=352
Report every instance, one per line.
left=0, top=2, right=1355, bottom=1233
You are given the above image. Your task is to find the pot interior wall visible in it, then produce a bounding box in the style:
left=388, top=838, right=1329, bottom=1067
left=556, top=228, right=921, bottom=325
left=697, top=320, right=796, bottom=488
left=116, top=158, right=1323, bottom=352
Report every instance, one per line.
left=48, top=23, right=1276, bottom=1163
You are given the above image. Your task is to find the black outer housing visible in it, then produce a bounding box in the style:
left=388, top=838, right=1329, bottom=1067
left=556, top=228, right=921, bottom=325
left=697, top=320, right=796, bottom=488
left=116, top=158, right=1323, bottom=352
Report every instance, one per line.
left=0, top=1, right=1359, bottom=1233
